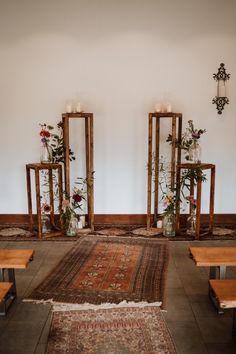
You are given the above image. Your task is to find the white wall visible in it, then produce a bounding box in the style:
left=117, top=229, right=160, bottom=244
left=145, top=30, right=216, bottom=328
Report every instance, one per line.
left=0, top=0, right=236, bottom=214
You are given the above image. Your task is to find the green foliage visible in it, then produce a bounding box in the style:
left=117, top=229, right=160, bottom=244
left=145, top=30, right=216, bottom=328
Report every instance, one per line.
left=50, top=121, right=75, bottom=163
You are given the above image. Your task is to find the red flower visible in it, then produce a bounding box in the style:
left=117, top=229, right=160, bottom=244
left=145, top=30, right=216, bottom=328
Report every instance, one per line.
left=40, top=130, right=50, bottom=138
left=42, top=203, right=51, bottom=213
left=72, top=194, right=82, bottom=203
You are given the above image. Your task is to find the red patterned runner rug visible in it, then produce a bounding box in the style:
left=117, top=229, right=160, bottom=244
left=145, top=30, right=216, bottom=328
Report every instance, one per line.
left=46, top=306, right=176, bottom=354
left=25, top=236, right=168, bottom=306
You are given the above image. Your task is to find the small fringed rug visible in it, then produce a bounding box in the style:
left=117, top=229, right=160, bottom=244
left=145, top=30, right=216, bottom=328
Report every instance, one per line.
left=25, top=236, right=169, bottom=306
left=46, top=306, right=176, bottom=354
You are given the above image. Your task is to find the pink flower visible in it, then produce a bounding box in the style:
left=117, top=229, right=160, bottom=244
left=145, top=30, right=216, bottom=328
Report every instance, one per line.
left=62, top=199, right=70, bottom=208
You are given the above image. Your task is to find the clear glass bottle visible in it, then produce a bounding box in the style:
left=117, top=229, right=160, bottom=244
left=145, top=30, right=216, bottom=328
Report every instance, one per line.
left=66, top=215, right=78, bottom=236
left=40, top=143, right=53, bottom=164
left=186, top=209, right=196, bottom=236
left=41, top=214, right=51, bottom=234
left=188, top=140, right=201, bottom=163
left=163, top=213, right=176, bottom=237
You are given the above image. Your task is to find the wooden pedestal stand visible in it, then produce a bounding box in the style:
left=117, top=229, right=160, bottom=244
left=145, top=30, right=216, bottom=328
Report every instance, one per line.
left=62, top=112, right=94, bottom=231
left=176, top=163, right=215, bottom=240
left=26, top=163, right=63, bottom=239
left=147, top=112, right=182, bottom=229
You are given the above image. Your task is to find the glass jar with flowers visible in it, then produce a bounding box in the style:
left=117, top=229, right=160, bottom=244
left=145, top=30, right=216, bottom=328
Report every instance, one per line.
left=157, top=157, right=177, bottom=237
left=185, top=120, right=206, bottom=163
left=186, top=195, right=197, bottom=236
left=162, top=191, right=176, bottom=237
left=39, top=124, right=53, bottom=163
left=62, top=186, right=85, bottom=236
left=41, top=203, right=51, bottom=234
left=166, top=119, right=206, bottom=163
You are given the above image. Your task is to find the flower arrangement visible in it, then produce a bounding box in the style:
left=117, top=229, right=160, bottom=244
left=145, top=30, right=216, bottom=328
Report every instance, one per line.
left=186, top=195, right=197, bottom=210
left=39, top=122, right=75, bottom=163
left=50, top=121, right=75, bottom=163
left=166, top=120, right=206, bottom=162
left=158, top=157, right=178, bottom=215
left=39, top=124, right=54, bottom=163
left=41, top=203, right=51, bottom=215
left=61, top=179, right=87, bottom=233
left=162, top=191, right=177, bottom=215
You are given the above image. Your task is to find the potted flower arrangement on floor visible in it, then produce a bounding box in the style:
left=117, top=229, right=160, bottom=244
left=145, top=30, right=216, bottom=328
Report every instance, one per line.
left=62, top=181, right=87, bottom=236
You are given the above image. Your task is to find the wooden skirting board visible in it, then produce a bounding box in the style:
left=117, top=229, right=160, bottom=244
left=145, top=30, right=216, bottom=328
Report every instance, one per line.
left=0, top=214, right=236, bottom=226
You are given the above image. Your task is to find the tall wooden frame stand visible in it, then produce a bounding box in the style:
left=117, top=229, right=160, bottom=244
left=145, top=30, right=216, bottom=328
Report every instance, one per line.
left=62, top=112, right=94, bottom=231
left=26, top=163, right=63, bottom=239
left=147, top=112, right=182, bottom=229
left=176, top=163, right=215, bottom=240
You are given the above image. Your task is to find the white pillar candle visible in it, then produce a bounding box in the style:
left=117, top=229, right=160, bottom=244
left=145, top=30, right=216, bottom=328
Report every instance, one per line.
left=78, top=220, right=83, bottom=229
left=155, top=103, right=161, bottom=112
left=76, top=102, right=82, bottom=113
left=161, top=104, right=167, bottom=113
left=217, top=80, right=226, bottom=97
left=80, top=215, right=86, bottom=227
left=166, top=104, right=172, bottom=113
left=157, top=220, right=163, bottom=228
left=66, top=101, right=73, bottom=113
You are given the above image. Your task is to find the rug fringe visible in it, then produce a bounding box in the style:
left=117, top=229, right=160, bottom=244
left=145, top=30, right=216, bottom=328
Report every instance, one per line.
left=52, top=300, right=162, bottom=312
left=23, top=298, right=162, bottom=310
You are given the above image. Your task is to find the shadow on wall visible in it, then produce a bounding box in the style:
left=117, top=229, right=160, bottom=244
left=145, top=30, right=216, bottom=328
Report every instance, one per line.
left=0, top=0, right=235, bottom=43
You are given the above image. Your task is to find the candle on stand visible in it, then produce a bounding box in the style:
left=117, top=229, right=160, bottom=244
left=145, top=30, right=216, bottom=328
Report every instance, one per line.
left=80, top=215, right=86, bottom=228
left=66, top=101, right=73, bottom=113
left=161, top=104, right=167, bottom=113
left=155, top=103, right=161, bottom=112
left=157, top=220, right=163, bottom=229
left=166, top=103, right=172, bottom=113
left=78, top=220, right=83, bottom=229
left=76, top=102, right=82, bottom=113
left=217, top=80, right=226, bottom=97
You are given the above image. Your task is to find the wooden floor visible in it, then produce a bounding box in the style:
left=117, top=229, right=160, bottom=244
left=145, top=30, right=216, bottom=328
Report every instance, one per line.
left=0, top=238, right=236, bottom=354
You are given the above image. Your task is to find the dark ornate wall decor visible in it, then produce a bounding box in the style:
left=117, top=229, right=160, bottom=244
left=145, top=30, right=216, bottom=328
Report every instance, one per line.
left=212, top=63, right=230, bottom=114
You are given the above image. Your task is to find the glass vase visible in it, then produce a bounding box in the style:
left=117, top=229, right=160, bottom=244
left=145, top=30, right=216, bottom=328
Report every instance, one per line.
left=66, top=215, right=78, bottom=236
left=186, top=209, right=196, bottom=236
left=41, top=214, right=51, bottom=234
left=163, top=213, right=176, bottom=237
left=188, top=140, right=201, bottom=163
left=40, top=143, right=53, bottom=164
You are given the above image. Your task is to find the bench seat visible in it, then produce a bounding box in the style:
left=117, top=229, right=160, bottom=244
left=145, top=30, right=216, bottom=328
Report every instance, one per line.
left=0, top=282, right=13, bottom=303
left=209, top=279, right=236, bottom=340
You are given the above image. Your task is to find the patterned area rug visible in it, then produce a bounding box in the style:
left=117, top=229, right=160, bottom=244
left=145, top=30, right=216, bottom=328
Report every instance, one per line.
left=95, top=224, right=236, bottom=241
left=46, top=306, right=176, bottom=354
left=0, top=227, right=33, bottom=238
left=25, top=236, right=168, bottom=306
left=1, top=224, right=236, bottom=241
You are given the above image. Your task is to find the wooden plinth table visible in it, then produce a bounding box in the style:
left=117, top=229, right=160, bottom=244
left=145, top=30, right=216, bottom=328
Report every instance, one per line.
left=62, top=112, right=94, bottom=231
left=189, top=247, right=236, bottom=279
left=209, top=280, right=236, bottom=338
left=147, top=112, right=182, bottom=229
left=176, top=163, right=215, bottom=240
left=190, top=246, right=236, bottom=313
left=26, top=163, right=63, bottom=239
left=0, top=249, right=34, bottom=315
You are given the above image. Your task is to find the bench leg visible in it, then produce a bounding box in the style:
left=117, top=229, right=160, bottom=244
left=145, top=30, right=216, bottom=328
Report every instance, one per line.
left=208, top=283, right=224, bottom=315
left=0, top=269, right=17, bottom=316
left=233, top=309, right=236, bottom=340
left=209, top=266, right=226, bottom=280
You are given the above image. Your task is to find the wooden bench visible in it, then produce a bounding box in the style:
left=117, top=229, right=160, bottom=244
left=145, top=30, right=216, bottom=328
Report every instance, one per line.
left=0, top=249, right=34, bottom=316
left=209, top=280, right=236, bottom=339
left=0, top=282, right=14, bottom=316
left=189, top=246, right=236, bottom=279
left=189, top=246, right=236, bottom=313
